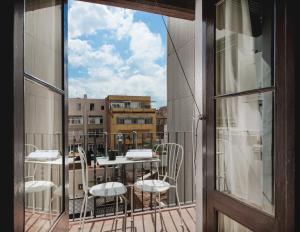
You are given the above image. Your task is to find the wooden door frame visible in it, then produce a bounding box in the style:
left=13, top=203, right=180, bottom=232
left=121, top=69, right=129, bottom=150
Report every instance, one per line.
left=202, top=0, right=296, bottom=231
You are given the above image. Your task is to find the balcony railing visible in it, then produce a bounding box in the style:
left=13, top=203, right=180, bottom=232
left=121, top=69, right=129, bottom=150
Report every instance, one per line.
left=23, top=131, right=195, bottom=223
left=68, top=131, right=195, bottom=222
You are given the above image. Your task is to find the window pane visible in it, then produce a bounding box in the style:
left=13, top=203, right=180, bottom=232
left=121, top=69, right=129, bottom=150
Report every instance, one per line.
left=218, top=212, right=253, bottom=232
left=24, top=80, right=63, bottom=230
left=25, top=0, right=62, bottom=88
left=216, top=92, right=274, bottom=215
left=216, top=0, right=273, bottom=95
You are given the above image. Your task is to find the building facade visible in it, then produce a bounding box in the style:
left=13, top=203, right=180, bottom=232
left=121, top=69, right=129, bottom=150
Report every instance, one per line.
left=167, top=17, right=195, bottom=204
left=156, top=106, right=167, bottom=142
left=68, top=94, right=107, bottom=153
left=106, top=95, right=156, bottom=151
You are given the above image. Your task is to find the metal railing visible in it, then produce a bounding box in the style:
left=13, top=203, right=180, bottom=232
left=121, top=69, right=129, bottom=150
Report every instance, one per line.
left=68, top=131, right=195, bottom=221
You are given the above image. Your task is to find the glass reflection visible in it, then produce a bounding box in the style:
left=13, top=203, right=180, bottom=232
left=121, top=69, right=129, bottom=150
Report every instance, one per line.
left=216, top=0, right=273, bottom=95
left=216, top=92, right=274, bottom=215
left=24, top=80, right=63, bottom=231
left=25, top=0, right=62, bottom=88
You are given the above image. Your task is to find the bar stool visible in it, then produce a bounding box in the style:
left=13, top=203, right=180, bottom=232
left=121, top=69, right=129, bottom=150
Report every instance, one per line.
left=77, top=147, right=128, bottom=232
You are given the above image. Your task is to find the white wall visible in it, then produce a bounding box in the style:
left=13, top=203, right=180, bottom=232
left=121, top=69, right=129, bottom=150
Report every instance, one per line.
left=167, top=17, right=195, bottom=205
left=167, top=1, right=203, bottom=229
left=195, top=0, right=203, bottom=230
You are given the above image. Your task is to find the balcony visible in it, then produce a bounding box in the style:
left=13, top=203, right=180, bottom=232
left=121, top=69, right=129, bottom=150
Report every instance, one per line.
left=24, top=131, right=195, bottom=231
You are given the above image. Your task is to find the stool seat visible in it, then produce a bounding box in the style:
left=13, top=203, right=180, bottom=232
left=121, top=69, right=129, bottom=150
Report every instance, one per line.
left=89, top=182, right=127, bottom=197
left=134, top=179, right=170, bottom=193
left=25, top=180, right=55, bottom=193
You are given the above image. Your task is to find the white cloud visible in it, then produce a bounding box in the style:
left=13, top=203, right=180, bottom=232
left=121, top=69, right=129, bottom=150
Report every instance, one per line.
left=129, top=22, right=164, bottom=63
left=69, top=1, right=134, bottom=39
left=68, top=1, right=167, bottom=108
left=69, top=39, right=123, bottom=68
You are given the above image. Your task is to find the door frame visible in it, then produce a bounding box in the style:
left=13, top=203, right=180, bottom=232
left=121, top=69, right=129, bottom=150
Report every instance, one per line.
left=1, top=0, right=25, bottom=230
left=202, top=0, right=296, bottom=231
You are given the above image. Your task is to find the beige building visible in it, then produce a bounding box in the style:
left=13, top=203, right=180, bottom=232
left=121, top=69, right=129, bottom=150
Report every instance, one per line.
left=106, top=95, right=156, bottom=150
left=156, top=106, right=167, bottom=141
left=68, top=94, right=107, bottom=153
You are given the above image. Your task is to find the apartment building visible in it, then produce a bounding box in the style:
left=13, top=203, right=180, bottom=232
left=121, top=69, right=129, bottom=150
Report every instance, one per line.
left=156, top=106, right=167, bottom=141
left=106, top=95, right=156, bottom=150
left=68, top=94, right=107, bottom=152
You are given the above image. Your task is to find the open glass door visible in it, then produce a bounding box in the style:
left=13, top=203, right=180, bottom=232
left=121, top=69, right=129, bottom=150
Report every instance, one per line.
left=23, top=0, right=68, bottom=230
left=203, top=0, right=294, bottom=231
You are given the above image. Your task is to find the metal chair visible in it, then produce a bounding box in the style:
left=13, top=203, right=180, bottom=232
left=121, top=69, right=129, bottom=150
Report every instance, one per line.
left=77, top=146, right=128, bottom=232
left=133, top=143, right=184, bottom=232
left=24, top=144, right=57, bottom=223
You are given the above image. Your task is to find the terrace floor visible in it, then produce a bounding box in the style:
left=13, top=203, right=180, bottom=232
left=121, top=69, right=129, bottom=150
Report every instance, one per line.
left=69, top=205, right=196, bottom=232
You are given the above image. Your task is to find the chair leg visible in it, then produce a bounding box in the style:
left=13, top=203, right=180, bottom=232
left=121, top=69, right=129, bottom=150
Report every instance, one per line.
left=78, top=193, right=87, bottom=232
left=175, top=187, right=184, bottom=231
left=78, top=194, right=85, bottom=228
left=115, top=196, right=119, bottom=232
left=130, top=186, right=134, bottom=231
left=81, top=194, right=88, bottom=232
left=121, top=195, right=127, bottom=232
left=154, top=194, right=157, bottom=232
left=158, top=193, right=164, bottom=231
left=49, top=193, right=53, bottom=224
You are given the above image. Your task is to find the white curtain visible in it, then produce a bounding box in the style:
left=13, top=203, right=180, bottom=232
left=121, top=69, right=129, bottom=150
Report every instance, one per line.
left=216, top=0, right=273, bottom=231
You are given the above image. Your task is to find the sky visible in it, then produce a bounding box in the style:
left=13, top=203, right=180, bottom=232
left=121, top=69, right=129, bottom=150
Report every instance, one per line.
left=68, top=0, right=167, bottom=108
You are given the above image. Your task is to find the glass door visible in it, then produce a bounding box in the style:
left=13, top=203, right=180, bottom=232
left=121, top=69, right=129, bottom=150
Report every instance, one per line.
left=203, top=0, right=295, bottom=231
left=23, top=0, right=68, bottom=230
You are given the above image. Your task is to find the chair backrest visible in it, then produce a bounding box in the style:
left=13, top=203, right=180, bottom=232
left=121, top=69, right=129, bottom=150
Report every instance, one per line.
left=78, top=146, right=89, bottom=192
left=25, top=143, right=39, bottom=155
left=154, top=143, right=184, bottom=183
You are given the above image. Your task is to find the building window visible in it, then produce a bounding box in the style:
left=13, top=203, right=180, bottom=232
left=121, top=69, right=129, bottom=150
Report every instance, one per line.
left=101, top=105, right=105, bottom=110
left=88, top=128, right=102, bottom=138
left=138, top=118, right=145, bottom=124
left=69, top=116, right=83, bottom=125
left=117, top=117, right=125, bottom=124
left=90, top=103, right=95, bottom=111
left=131, top=118, right=138, bottom=124
left=77, top=103, right=81, bottom=111
left=111, top=102, right=124, bottom=109
left=145, top=117, right=152, bottom=124
left=88, top=116, right=103, bottom=125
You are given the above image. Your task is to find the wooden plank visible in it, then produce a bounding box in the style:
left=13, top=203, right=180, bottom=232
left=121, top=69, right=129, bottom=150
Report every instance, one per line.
left=143, top=213, right=155, bottom=232
left=25, top=214, right=41, bottom=231
left=68, top=207, right=196, bottom=231
left=28, top=217, right=49, bottom=232
left=181, top=209, right=195, bottom=232
left=186, top=207, right=196, bottom=223
left=69, top=221, right=93, bottom=232
left=79, top=0, right=195, bottom=20
left=37, top=221, right=51, bottom=232
left=101, top=219, right=115, bottom=231
left=169, top=209, right=190, bottom=232
left=161, top=210, right=178, bottom=231
left=91, top=220, right=104, bottom=232
left=132, top=215, right=145, bottom=232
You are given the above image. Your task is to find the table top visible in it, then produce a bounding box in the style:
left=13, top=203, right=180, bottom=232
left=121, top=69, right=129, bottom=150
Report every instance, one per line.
left=25, top=157, right=74, bottom=165
left=96, top=156, right=160, bottom=166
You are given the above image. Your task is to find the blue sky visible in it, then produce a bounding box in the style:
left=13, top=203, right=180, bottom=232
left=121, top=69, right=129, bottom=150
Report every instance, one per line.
left=68, top=0, right=167, bottom=108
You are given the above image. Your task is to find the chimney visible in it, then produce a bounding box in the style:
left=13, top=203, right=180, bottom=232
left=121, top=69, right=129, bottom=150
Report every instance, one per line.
left=84, top=94, right=87, bottom=99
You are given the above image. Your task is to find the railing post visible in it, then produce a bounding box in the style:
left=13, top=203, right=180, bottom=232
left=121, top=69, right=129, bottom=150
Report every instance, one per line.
left=183, top=132, right=186, bottom=204
left=104, top=131, right=108, bottom=157
left=93, top=134, right=97, bottom=218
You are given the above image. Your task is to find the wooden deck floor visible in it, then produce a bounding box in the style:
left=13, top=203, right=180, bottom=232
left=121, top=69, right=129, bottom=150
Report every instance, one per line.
left=69, top=206, right=196, bottom=232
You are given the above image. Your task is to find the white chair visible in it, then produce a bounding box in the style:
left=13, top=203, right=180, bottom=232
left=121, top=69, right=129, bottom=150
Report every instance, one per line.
left=24, top=144, right=57, bottom=223
left=134, top=143, right=184, bottom=232
left=77, top=146, right=128, bottom=232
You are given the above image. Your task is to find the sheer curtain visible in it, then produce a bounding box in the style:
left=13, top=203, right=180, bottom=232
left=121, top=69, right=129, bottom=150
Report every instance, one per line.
left=216, top=0, right=273, bottom=230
